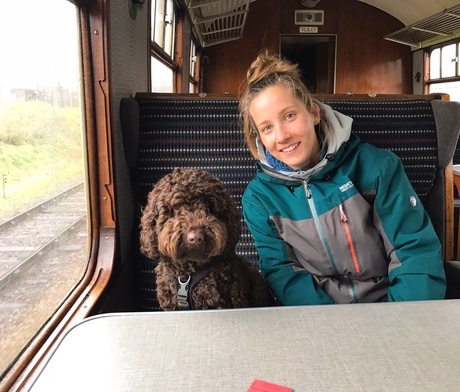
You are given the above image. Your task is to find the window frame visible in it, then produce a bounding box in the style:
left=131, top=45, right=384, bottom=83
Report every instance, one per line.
left=188, top=37, right=201, bottom=93
left=0, top=1, right=116, bottom=389
left=427, top=39, right=460, bottom=86
left=149, top=0, right=201, bottom=93
left=150, top=0, right=179, bottom=92
left=425, top=38, right=460, bottom=100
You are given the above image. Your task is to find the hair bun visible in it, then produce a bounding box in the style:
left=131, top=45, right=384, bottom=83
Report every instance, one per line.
left=246, top=50, right=299, bottom=86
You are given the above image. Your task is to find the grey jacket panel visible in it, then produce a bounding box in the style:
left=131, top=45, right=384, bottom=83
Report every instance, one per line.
left=271, top=192, right=390, bottom=303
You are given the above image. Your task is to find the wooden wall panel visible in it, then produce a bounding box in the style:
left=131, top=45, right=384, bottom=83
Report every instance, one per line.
left=202, top=0, right=412, bottom=95
left=334, top=1, right=412, bottom=94
left=201, top=0, right=281, bottom=96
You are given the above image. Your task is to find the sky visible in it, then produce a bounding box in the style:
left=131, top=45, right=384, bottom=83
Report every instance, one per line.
left=0, top=0, right=80, bottom=91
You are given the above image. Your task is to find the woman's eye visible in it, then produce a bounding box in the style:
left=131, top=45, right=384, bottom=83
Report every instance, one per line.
left=261, top=125, right=272, bottom=133
left=286, top=113, right=295, bottom=120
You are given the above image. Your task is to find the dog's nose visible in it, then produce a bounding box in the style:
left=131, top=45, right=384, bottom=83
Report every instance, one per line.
left=187, top=229, right=204, bottom=244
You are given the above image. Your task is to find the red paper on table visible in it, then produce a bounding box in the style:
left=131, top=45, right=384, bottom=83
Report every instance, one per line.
left=247, top=379, right=294, bottom=392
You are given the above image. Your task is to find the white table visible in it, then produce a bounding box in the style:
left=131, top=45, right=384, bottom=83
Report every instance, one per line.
left=27, top=300, right=460, bottom=391
left=453, top=164, right=460, bottom=177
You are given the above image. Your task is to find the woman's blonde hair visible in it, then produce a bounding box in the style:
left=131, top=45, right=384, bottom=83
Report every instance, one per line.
left=238, top=50, right=330, bottom=159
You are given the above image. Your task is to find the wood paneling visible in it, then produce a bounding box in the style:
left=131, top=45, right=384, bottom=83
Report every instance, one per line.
left=202, top=0, right=412, bottom=95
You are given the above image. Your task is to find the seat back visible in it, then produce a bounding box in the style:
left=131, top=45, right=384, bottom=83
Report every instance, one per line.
left=120, top=93, right=460, bottom=309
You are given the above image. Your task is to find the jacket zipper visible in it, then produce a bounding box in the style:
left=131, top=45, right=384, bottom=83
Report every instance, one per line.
left=303, top=181, right=339, bottom=274
left=339, top=203, right=361, bottom=273
left=339, top=203, right=360, bottom=302
left=304, top=182, right=359, bottom=303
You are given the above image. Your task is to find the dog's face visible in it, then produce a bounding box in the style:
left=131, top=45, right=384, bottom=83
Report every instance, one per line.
left=140, top=168, right=241, bottom=268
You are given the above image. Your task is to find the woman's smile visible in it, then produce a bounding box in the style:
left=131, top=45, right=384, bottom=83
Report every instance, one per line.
left=281, top=142, right=300, bottom=153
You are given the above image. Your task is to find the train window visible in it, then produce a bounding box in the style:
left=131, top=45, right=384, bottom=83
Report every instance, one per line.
left=189, top=39, right=198, bottom=93
left=0, top=0, right=88, bottom=378
left=430, top=48, right=441, bottom=79
left=441, top=43, right=457, bottom=78
left=151, top=0, right=177, bottom=92
left=152, top=0, right=176, bottom=56
left=151, top=58, right=174, bottom=92
left=164, top=0, right=176, bottom=57
left=429, top=41, right=460, bottom=101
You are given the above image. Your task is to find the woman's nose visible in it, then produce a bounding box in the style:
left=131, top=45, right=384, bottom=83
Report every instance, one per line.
left=275, top=124, right=290, bottom=143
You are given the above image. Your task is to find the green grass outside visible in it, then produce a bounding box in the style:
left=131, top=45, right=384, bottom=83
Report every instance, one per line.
left=0, top=101, right=84, bottom=221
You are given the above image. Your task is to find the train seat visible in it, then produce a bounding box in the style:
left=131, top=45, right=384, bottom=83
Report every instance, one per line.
left=119, top=93, right=460, bottom=310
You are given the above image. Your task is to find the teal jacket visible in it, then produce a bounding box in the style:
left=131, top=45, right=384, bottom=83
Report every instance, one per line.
left=242, top=102, right=446, bottom=305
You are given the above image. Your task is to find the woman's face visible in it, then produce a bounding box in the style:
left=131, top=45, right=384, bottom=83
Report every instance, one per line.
left=249, top=84, right=321, bottom=170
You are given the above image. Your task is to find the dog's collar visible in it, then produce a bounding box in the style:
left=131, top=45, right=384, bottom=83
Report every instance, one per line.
left=170, top=256, right=224, bottom=310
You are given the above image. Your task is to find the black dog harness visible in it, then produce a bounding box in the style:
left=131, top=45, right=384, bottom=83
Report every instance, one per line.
left=171, top=256, right=223, bottom=310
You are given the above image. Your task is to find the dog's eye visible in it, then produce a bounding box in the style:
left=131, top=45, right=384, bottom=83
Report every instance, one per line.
left=204, top=205, right=211, bottom=214
left=206, top=204, right=223, bottom=218
left=158, top=205, right=174, bottom=217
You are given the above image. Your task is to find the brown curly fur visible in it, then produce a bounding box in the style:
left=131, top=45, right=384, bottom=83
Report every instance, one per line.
left=140, top=168, right=275, bottom=310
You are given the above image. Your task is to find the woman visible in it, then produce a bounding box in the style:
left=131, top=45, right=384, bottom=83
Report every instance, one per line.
left=239, top=50, right=446, bottom=305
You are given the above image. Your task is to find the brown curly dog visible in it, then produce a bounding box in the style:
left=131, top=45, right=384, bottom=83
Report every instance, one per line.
left=139, top=168, right=275, bottom=310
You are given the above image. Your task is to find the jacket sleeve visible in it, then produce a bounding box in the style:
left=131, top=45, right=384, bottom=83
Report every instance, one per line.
left=372, top=152, right=446, bottom=301
left=242, top=191, right=334, bottom=306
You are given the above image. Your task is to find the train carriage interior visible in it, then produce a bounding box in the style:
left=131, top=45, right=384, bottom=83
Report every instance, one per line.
left=2, top=0, right=460, bottom=390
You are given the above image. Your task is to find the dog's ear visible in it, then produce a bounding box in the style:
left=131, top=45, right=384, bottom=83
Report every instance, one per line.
left=221, top=191, right=241, bottom=254
left=139, top=186, right=161, bottom=260
left=199, top=170, right=241, bottom=254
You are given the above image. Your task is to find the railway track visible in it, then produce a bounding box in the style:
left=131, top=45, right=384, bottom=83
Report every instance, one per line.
left=0, top=183, right=89, bottom=375
left=0, top=183, right=86, bottom=284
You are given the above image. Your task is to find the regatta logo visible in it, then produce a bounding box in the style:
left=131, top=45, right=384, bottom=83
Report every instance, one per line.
left=339, top=181, right=354, bottom=192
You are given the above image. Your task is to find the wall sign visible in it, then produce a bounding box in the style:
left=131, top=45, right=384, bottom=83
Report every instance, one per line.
left=299, top=26, right=318, bottom=33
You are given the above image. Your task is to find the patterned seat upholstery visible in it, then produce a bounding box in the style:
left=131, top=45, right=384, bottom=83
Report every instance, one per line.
left=324, top=99, right=438, bottom=199
left=120, top=93, right=460, bottom=310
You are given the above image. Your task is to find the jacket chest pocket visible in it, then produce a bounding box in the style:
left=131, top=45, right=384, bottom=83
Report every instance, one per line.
left=325, top=194, right=388, bottom=277
left=338, top=203, right=361, bottom=273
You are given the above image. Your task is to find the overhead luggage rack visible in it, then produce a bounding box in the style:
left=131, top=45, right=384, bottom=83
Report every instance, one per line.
left=384, top=4, right=460, bottom=48
left=185, top=0, right=254, bottom=47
